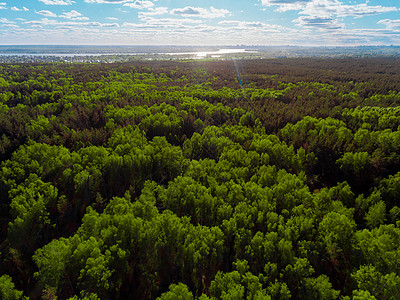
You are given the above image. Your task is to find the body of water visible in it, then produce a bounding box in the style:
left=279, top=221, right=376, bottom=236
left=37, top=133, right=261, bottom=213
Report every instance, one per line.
left=0, top=48, right=255, bottom=57
left=165, top=49, right=252, bottom=57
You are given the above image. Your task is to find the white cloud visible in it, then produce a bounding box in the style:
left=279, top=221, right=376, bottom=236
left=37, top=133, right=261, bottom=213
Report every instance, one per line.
left=39, top=0, right=75, bottom=5
left=84, top=0, right=135, bottom=3
left=337, top=4, right=397, bottom=18
left=59, top=10, right=89, bottom=20
left=1, top=0, right=398, bottom=46
left=219, top=20, right=283, bottom=31
left=275, top=2, right=309, bottom=12
left=378, top=19, right=400, bottom=30
left=36, top=10, right=58, bottom=17
left=300, top=0, right=398, bottom=18
left=11, top=6, right=29, bottom=11
left=121, top=16, right=204, bottom=34
left=25, top=18, right=58, bottom=26
left=123, top=1, right=155, bottom=9
left=1, top=24, right=20, bottom=28
left=138, top=7, right=168, bottom=17
left=261, top=0, right=398, bottom=31
left=170, top=6, right=231, bottom=18
left=0, top=18, right=15, bottom=24
left=101, top=23, right=120, bottom=27
left=260, top=0, right=309, bottom=7
left=24, top=18, right=119, bottom=28
left=34, top=10, right=89, bottom=20
left=261, top=0, right=398, bottom=16
left=124, top=17, right=203, bottom=28
left=4, top=16, right=394, bottom=46
left=293, top=15, right=345, bottom=29
left=260, top=0, right=310, bottom=12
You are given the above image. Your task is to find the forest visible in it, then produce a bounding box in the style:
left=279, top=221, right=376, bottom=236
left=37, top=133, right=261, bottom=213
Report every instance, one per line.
left=0, top=58, right=400, bottom=299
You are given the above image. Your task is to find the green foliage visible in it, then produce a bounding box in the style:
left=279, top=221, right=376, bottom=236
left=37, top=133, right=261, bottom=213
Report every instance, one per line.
left=365, top=201, right=386, bottom=229
left=301, top=275, right=340, bottom=300
left=7, top=174, right=58, bottom=250
left=352, top=265, right=400, bottom=299
left=1, top=60, right=400, bottom=299
left=157, top=283, right=194, bottom=300
left=352, top=290, right=377, bottom=300
left=337, top=152, right=371, bottom=177
left=319, top=211, right=356, bottom=260
left=356, top=224, right=400, bottom=274
left=0, top=275, right=24, bottom=300
left=68, top=293, right=100, bottom=300
left=209, top=267, right=271, bottom=300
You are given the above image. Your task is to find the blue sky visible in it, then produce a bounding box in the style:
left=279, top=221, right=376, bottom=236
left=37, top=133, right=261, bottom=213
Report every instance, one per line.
left=1, top=0, right=400, bottom=45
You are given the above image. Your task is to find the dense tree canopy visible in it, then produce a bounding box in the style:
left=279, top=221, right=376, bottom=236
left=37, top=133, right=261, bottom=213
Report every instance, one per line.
left=0, top=59, right=400, bottom=299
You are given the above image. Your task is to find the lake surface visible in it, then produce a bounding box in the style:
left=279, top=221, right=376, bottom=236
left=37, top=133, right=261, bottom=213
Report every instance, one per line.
left=0, top=47, right=256, bottom=57
left=165, top=49, right=252, bottom=57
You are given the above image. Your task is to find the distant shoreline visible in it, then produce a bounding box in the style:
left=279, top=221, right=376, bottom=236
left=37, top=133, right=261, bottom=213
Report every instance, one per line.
left=1, top=45, right=400, bottom=63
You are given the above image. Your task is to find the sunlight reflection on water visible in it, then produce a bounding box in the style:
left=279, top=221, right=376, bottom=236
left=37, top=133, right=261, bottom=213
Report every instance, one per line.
left=165, top=49, right=252, bottom=58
